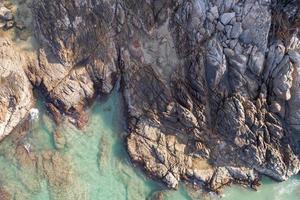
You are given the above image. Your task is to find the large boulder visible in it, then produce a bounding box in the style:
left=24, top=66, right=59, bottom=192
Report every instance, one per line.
left=0, top=38, right=33, bottom=140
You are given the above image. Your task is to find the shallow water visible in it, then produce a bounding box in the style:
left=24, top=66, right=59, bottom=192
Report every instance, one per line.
left=0, top=89, right=299, bottom=200
left=222, top=176, right=300, bottom=200
left=0, top=0, right=299, bottom=198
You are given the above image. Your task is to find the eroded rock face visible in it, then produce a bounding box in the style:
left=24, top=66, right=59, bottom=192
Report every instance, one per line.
left=26, top=0, right=118, bottom=128
left=117, top=0, right=300, bottom=192
left=0, top=38, right=34, bottom=140
left=1, top=0, right=300, bottom=194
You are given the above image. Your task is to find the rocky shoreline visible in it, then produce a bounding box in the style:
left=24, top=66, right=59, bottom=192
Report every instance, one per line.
left=0, top=0, right=300, bottom=195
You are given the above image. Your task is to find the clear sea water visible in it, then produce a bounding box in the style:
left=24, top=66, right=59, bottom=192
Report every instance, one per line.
left=0, top=88, right=299, bottom=200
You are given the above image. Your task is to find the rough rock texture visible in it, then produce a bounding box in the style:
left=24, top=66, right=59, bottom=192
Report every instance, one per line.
left=0, top=3, right=14, bottom=29
left=26, top=0, right=118, bottom=128
left=0, top=38, right=33, bottom=140
left=117, top=0, right=300, bottom=191
left=0, top=187, right=11, bottom=200
left=1, top=0, right=300, bottom=194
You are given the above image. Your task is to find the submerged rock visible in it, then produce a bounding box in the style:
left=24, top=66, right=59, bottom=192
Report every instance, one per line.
left=1, top=0, right=300, bottom=195
left=53, top=130, right=66, bottom=150
left=98, top=135, right=110, bottom=173
left=0, top=187, right=11, bottom=200
left=42, top=151, right=73, bottom=187
left=148, top=191, right=165, bottom=200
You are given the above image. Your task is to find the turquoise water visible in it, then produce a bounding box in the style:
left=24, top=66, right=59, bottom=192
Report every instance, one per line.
left=0, top=88, right=299, bottom=200
left=222, top=177, right=300, bottom=200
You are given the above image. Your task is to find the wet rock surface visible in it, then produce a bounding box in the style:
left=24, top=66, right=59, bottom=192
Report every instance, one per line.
left=1, top=0, right=300, bottom=195
left=0, top=187, right=11, bottom=200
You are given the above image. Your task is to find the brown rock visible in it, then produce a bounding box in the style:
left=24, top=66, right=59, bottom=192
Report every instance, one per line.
left=53, top=130, right=66, bottom=150
left=0, top=188, right=11, bottom=200
left=0, top=38, right=33, bottom=140
left=46, top=103, right=62, bottom=125
left=25, top=0, right=300, bottom=194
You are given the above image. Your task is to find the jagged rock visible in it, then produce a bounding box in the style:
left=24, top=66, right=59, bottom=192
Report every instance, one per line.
left=216, top=22, right=225, bottom=31
left=272, top=57, right=294, bottom=100
left=239, top=2, right=271, bottom=51
left=0, top=6, right=13, bottom=21
left=0, top=39, right=33, bottom=140
left=220, top=12, right=235, bottom=25
left=1, top=0, right=300, bottom=195
left=225, top=49, right=248, bottom=74
left=230, top=22, right=242, bottom=39
left=249, top=48, right=265, bottom=76
left=206, top=38, right=227, bottom=88
left=27, top=0, right=118, bottom=127
left=149, top=191, right=164, bottom=200
left=118, top=0, right=300, bottom=193
left=210, top=6, right=219, bottom=19
left=164, top=172, right=178, bottom=189
left=209, top=167, right=232, bottom=191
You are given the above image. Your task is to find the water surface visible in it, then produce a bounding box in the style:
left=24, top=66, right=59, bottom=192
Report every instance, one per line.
left=0, top=89, right=299, bottom=200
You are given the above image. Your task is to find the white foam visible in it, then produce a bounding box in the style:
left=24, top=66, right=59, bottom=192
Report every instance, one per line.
left=29, top=108, right=39, bottom=121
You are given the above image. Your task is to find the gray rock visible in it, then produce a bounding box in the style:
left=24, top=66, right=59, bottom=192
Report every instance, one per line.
left=272, top=59, right=294, bottom=100
left=264, top=42, right=286, bottom=81
left=220, top=12, right=235, bottom=25
left=224, top=0, right=235, bottom=11
left=239, top=29, right=252, bottom=44
left=248, top=49, right=265, bottom=76
left=270, top=101, right=282, bottom=114
left=231, top=22, right=243, bottom=38
left=216, top=21, right=225, bottom=31
left=225, top=49, right=248, bottom=74
left=225, top=25, right=233, bottom=38
left=229, top=39, right=238, bottom=49
left=210, top=6, right=219, bottom=19
left=240, top=2, right=271, bottom=51
left=287, top=51, right=300, bottom=130
left=206, top=38, right=227, bottom=88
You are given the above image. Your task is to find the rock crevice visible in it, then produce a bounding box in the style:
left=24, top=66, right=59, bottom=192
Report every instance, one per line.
left=1, top=0, right=300, bottom=194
